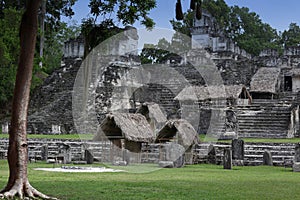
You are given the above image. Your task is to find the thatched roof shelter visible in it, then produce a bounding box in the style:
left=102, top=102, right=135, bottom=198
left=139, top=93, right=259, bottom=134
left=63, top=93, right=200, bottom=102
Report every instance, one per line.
left=136, top=102, right=167, bottom=131
left=250, top=67, right=280, bottom=94
left=156, top=119, right=199, bottom=147
left=174, top=85, right=250, bottom=101
left=99, top=113, right=155, bottom=143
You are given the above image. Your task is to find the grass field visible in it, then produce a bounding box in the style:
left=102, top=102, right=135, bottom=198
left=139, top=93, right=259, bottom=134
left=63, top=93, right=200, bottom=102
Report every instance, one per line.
left=0, top=161, right=300, bottom=200
left=1, top=133, right=300, bottom=144
left=0, top=134, right=95, bottom=140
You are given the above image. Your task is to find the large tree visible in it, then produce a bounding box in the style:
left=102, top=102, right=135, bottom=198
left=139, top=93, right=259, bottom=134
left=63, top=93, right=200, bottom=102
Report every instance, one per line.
left=228, top=6, right=280, bottom=55
left=0, top=0, right=54, bottom=199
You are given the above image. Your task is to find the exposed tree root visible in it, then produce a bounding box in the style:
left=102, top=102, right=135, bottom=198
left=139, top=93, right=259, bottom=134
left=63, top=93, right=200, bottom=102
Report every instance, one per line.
left=0, top=181, right=58, bottom=200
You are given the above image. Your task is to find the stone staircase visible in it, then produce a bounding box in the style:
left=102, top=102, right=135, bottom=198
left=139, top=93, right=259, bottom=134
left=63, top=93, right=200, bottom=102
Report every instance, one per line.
left=243, top=143, right=295, bottom=167
left=236, top=102, right=292, bottom=138
left=206, top=109, right=227, bottom=139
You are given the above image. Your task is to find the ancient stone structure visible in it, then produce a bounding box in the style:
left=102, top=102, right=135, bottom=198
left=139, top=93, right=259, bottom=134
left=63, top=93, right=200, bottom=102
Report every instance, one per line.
left=0, top=138, right=298, bottom=169
left=63, top=36, right=84, bottom=58
left=21, top=8, right=300, bottom=142
left=191, top=10, right=251, bottom=59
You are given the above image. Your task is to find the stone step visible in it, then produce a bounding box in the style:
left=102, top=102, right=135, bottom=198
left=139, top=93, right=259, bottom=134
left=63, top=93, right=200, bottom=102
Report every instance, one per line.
left=245, top=150, right=294, bottom=155
left=237, top=114, right=290, bottom=118
left=244, top=154, right=294, bottom=159
left=238, top=124, right=288, bottom=128
left=244, top=144, right=295, bottom=148
left=238, top=130, right=288, bottom=135
left=239, top=133, right=288, bottom=138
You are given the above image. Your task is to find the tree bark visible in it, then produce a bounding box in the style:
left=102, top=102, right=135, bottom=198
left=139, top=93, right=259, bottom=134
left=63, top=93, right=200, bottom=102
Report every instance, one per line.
left=0, top=0, right=55, bottom=199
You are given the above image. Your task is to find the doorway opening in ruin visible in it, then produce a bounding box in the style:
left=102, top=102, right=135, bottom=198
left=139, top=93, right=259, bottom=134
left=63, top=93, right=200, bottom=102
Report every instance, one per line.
left=284, top=76, right=292, bottom=91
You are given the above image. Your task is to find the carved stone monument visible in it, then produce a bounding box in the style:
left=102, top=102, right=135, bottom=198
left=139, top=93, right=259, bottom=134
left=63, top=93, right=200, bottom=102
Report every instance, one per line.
left=223, top=148, right=232, bottom=170
left=263, top=150, right=273, bottom=166
left=232, top=139, right=244, bottom=166
left=85, top=149, right=94, bottom=164
left=207, top=144, right=216, bottom=164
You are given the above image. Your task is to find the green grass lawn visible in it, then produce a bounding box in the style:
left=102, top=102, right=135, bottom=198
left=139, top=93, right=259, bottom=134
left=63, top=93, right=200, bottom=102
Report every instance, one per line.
left=0, top=134, right=94, bottom=140
left=1, top=133, right=299, bottom=144
left=0, top=160, right=300, bottom=200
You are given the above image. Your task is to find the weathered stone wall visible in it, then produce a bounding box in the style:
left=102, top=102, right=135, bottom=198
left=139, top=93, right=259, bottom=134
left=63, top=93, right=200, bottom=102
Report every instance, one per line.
left=0, top=139, right=297, bottom=168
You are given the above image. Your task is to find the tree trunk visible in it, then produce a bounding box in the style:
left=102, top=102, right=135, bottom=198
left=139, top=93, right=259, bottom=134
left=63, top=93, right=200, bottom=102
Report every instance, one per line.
left=0, top=0, right=55, bottom=199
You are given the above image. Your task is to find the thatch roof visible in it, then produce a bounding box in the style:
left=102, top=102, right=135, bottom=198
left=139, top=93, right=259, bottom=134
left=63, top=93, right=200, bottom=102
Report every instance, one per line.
left=99, top=113, right=155, bottom=143
left=136, top=102, right=167, bottom=126
left=174, top=85, right=249, bottom=101
left=250, top=67, right=280, bottom=94
left=156, top=119, right=199, bottom=147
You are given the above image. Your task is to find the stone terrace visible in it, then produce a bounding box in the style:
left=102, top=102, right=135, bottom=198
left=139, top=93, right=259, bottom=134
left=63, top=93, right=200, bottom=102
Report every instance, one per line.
left=0, top=139, right=297, bottom=168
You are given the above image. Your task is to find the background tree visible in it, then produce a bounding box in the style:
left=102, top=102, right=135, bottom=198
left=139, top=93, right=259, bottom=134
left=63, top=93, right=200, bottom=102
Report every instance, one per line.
left=0, top=0, right=79, bottom=119
left=281, top=23, right=300, bottom=47
left=228, top=6, right=280, bottom=55
left=0, top=8, right=22, bottom=116
left=83, top=0, right=156, bottom=56
left=202, top=0, right=230, bottom=35
left=170, top=9, right=194, bottom=36
left=171, top=0, right=281, bottom=56
left=41, top=20, right=81, bottom=75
